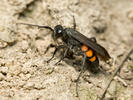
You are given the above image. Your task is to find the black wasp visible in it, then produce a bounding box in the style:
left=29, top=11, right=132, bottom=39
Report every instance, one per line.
left=20, top=16, right=111, bottom=97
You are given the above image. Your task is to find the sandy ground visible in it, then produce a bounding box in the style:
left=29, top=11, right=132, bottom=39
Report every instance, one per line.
left=0, top=0, right=133, bottom=100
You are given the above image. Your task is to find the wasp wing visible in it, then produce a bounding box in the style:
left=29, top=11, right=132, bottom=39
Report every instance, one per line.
left=66, top=28, right=111, bottom=60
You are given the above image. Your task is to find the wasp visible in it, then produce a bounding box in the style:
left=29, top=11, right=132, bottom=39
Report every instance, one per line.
left=20, top=16, right=111, bottom=97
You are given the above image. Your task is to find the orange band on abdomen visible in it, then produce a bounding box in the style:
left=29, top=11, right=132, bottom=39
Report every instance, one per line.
left=89, top=56, right=96, bottom=62
left=86, top=49, right=93, bottom=57
left=81, top=45, right=88, bottom=52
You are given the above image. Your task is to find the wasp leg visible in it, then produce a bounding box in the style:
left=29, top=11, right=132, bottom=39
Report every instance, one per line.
left=55, top=47, right=70, bottom=65
left=47, top=45, right=66, bottom=63
left=47, top=47, right=58, bottom=63
left=73, top=16, right=76, bottom=30
left=76, top=53, right=86, bottom=97
left=89, top=37, right=97, bottom=43
left=44, top=44, right=56, bottom=54
left=19, top=23, right=54, bottom=32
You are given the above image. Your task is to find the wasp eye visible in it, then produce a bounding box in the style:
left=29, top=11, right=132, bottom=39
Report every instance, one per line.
left=58, top=29, right=62, bottom=33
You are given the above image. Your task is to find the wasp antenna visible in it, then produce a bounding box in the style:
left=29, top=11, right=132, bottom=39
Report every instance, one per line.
left=18, top=23, right=54, bottom=32
left=72, top=16, right=76, bottom=30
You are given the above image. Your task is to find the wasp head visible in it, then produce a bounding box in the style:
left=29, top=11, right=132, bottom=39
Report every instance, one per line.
left=53, top=25, right=63, bottom=40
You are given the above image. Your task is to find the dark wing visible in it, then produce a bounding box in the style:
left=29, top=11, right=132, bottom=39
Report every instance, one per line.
left=66, top=28, right=111, bottom=60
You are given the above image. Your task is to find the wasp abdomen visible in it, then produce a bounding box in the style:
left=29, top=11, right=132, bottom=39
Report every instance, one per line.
left=81, top=45, right=99, bottom=72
